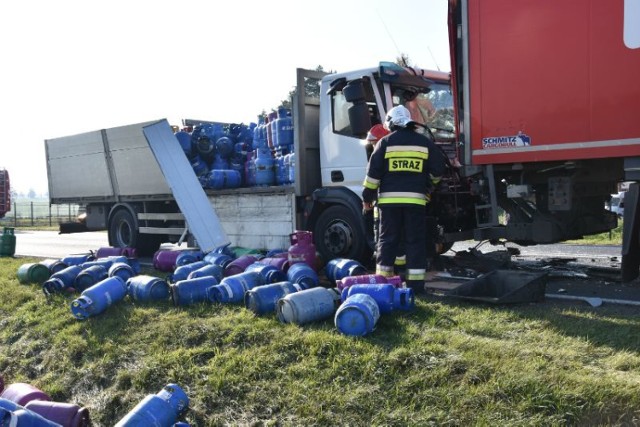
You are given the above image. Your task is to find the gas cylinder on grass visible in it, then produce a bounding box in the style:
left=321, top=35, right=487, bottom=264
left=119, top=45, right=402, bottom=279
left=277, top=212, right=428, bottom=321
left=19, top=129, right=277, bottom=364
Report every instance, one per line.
left=187, top=263, right=224, bottom=282
left=73, top=265, right=109, bottom=293
left=25, top=400, right=91, bottom=427
left=114, top=383, right=189, bottom=427
left=286, top=263, right=318, bottom=289
left=70, top=276, right=128, bottom=320
left=209, top=271, right=264, bottom=303
left=276, top=287, right=340, bottom=325
left=335, top=293, right=381, bottom=336
left=170, top=276, right=218, bottom=306
left=109, top=262, right=136, bottom=282
left=127, top=275, right=170, bottom=302
left=223, top=255, right=259, bottom=277
left=244, top=263, right=287, bottom=284
left=43, top=265, right=84, bottom=297
left=0, top=383, right=51, bottom=406
left=324, top=258, right=367, bottom=284
left=340, top=283, right=414, bottom=313
left=168, top=261, right=209, bottom=283
left=288, top=231, right=316, bottom=268
left=17, top=262, right=51, bottom=284
left=336, top=274, right=403, bottom=291
left=245, top=281, right=300, bottom=315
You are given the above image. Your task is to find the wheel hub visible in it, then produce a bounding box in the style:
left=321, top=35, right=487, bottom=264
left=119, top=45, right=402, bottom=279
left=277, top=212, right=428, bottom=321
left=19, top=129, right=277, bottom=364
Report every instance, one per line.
left=323, top=221, right=353, bottom=255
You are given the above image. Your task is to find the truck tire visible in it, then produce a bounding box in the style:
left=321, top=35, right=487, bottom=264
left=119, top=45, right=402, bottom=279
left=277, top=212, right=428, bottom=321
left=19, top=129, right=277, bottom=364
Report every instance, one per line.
left=314, top=205, right=369, bottom=264
left=108, top=209, right=160, bottom=256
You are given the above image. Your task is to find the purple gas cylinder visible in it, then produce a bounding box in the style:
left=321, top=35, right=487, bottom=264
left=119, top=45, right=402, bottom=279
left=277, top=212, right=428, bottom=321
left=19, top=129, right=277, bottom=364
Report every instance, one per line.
left=336, top=274, right=403, bottom=291
left=0, top=382, right=51, bottom=406
left=25, top=400, right=91, bottom=427
left=287, top=231, right=316, bottom=269
left=223, top=255, right=259, bottom=277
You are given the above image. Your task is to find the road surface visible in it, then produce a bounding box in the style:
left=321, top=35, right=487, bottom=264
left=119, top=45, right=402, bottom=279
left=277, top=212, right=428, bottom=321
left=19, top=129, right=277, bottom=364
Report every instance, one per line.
left=12, top=229, right=623, bottom=261
left=14, top=229, right=110, bottom=259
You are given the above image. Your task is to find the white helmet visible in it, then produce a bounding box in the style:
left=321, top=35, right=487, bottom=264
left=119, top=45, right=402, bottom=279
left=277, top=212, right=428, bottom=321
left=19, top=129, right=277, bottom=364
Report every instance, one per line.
left=384, top=105, right=413, bottom=130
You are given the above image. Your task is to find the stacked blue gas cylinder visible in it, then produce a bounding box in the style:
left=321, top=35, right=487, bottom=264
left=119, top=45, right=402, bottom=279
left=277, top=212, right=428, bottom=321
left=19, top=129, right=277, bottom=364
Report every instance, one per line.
left=176, top=109, right=295, bottom=190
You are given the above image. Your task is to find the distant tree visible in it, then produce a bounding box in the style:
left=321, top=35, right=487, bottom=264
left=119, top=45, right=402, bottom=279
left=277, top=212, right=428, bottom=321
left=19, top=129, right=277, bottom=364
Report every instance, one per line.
left=276, top=65, right=331, bottom=112
left=27, top=188, right=36, bottom=199
left=396, top=53, right=412, bottom=67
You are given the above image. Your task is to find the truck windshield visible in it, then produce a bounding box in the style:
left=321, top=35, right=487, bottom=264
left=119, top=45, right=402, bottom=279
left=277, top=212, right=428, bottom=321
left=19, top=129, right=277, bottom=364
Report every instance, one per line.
left=392, top=82, right=455, bottom=135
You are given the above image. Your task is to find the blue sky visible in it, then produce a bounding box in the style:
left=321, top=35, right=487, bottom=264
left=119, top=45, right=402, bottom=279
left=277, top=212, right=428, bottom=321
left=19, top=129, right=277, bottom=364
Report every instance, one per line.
left=0, top=0, right=450, bottom=195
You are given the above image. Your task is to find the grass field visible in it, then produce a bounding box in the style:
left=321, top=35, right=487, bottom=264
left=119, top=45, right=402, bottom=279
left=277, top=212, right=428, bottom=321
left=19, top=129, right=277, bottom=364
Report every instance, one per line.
left=1, top=256, right=640, bottom=426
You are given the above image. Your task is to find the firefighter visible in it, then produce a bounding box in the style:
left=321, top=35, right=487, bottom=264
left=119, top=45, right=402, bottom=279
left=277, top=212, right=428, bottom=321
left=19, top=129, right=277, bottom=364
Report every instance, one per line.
left=364, top=124, right=408, bottom=278
left=362, top=105, right=446, bottom=293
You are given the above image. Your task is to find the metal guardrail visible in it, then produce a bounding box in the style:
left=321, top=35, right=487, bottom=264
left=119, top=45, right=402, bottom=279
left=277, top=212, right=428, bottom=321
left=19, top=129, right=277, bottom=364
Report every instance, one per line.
left=0, top=202, right=83, bottom=227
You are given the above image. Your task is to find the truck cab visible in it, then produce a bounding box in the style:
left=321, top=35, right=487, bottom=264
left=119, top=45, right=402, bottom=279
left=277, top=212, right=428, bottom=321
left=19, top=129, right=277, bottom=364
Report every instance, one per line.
left=307, top=63, right=456, bottom=263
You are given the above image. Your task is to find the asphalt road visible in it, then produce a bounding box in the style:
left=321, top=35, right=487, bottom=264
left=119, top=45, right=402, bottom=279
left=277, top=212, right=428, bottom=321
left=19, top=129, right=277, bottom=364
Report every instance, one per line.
left=12, top=229, right=623, bottom=261
left=11, top=229, right=640, bottom=303
left=14, top=229, right=110, bottom=259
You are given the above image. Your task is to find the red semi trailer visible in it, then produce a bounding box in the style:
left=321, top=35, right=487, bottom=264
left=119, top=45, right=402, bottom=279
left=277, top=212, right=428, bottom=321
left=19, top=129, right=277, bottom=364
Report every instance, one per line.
left=442, top=0, right=640, bottom=280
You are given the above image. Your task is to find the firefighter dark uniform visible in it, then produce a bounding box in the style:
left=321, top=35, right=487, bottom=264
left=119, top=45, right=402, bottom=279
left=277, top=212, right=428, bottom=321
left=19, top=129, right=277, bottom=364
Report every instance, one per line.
left=362, top=105, right=445, bottom=292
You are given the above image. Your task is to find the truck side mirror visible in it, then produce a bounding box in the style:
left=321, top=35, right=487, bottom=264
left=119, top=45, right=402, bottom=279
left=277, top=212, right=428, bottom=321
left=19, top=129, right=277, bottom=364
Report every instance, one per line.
left=343, top=79, right=371, bottom=137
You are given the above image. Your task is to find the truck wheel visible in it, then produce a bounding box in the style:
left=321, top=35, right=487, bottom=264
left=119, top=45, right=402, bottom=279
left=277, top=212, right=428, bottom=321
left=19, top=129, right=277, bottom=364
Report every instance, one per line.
left=108, top=209, right=160, bottom=256
left=109, top=209, right=137, bottom=248
left=314, top=205, right=369, bottom=263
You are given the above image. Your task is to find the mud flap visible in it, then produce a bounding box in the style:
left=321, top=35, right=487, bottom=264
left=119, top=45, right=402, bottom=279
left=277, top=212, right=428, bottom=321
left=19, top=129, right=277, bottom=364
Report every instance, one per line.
left=622, top=182, right=640, bottom=282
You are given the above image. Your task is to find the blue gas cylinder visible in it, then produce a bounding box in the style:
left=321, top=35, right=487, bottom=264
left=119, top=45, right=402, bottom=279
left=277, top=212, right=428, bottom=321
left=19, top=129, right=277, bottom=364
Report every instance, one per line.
left=253, top=117, right=266, bottom=149
left=205, top=170, right=241, bottom=190
left=229, top=154, right=245, bottom=186
left=215, top=136, right=234, bottom=158
left=245, top=281, right=301, bottom=315
left=127, top=275, right=170, bottom=302
left=0, top=406, right=61, bottom=427
left=341, top=283, right=415, bottom=313
left=244, top=262, right=287, bottom=284
left=187, top=263, right=224, bottom=282
left=80, top=255, right=129, bottom=271
left=174, top=250, right=204, bottom=267
left=270, top=112, right=279, bottom=148
left=70, top=276, right=128, bottom=320
left=275, top=155, right=287, bottom=185
left=42, top=265, right=84, bottom=297
left=109, top=262, right=136, bottom=282
left=190, top=155, right=209, bottom=177
left=61, top=253, right=95, bottom=266
left=211, top=153, right=230, bottom=170
left=266, top=112, right=277, bottom=148
left=203, top=252, right=233, bottom=269
left=168, top=261, right=209, bottom=283
left=277, top=287, right=340, bottom=325
left=175, top=131, right=193, bottom=159
left=287, top=152, right=295, bottom=183
left=335, top=293, right=381, bottom=336
left=114, top=383, right=189, bottom=427
left=210, top=271, right=264, bottom=303
left=39, top=259, right=68, bottom=274
left=195, top=135, right=215, bottom=163
left=254, top=147, right=275, bottom=186
left=286, top=263, right=319, bottom=289
left=324, top=258, right=367, bottom=284
left=276, top=107, right=293, bottom=148
left=245, top=152, right=256, bottom=187
left=74, top=265, right=109, bottom=293
left=170, top=276, right=218, bottom=306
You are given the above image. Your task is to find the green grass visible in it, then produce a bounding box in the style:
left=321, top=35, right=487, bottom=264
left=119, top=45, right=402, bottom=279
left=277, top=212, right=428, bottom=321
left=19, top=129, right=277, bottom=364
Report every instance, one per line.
left=2, top=257, right=640, bottom=426
left=566, top=220, right=623, bottom=246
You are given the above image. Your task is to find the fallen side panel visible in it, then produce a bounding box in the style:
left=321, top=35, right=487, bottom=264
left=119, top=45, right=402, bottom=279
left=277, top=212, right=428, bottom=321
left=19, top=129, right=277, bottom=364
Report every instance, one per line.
left=209, top=190, right=296, bottom=250
left=143, top=120, right=230, bottom=252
